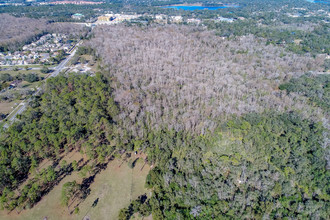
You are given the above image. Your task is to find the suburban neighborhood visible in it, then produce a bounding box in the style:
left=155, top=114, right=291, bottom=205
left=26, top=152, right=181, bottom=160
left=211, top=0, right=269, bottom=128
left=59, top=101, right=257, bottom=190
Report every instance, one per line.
left=0, top=33, right=75, bottom=66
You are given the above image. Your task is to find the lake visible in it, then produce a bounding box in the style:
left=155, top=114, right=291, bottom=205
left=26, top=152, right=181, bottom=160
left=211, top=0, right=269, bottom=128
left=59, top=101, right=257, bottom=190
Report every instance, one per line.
left=305, top=0, right=330, bottom=3
left=161, top=5, right=234, bottom=11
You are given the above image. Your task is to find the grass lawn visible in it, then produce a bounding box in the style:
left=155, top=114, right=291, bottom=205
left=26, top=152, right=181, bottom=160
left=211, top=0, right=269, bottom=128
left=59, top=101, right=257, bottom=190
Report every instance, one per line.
left=20, top=80, right=42, bottom=89
left=0, top=152, right=151, bottom=220
left=78, top=54, right=99, bottom=72
left=1, top=69, right=48, bottom=78
left=0, top=100, right=19, bottom=114
left=0, top=65, right=41, bottom=68
left=0, top=121, right=5, bottom=130
left=1, top=67, right=50, bottom=91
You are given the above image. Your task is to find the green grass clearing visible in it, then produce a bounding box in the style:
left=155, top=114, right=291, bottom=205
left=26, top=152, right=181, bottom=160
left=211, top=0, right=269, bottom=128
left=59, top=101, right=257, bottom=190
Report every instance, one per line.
left=19, top=80, right=42, bottom=89
left=1, top=69, right=49, bottom=78
left=0, top=153, right=151, bottom=220
left=0, top=100, right=19, bottom=114
left=2, top=103, right=23, bottom=120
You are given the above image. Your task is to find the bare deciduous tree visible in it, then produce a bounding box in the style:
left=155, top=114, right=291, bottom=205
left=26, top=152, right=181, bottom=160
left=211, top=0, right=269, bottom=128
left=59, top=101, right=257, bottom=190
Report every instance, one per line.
left=86, top=24, right=326, bottom=135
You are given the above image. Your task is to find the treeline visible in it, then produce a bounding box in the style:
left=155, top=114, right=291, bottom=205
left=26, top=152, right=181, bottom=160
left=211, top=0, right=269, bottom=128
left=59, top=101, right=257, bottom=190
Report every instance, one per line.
left=0, top=14, right=90, bottom=52
left=1, top=0, right=329, bottom=55
left=1, top=72, right=328, bottom=218
left=121, top=113, right=329, bottom=219
left=205, top=20, right=330, bottom=55
left=0, top=3, right=117, bottom=22
left=280, top=73, right=329, bottom=117
left=128, top=0, right=330, bottom=55
left=0, top=72, right=41, bottom=84
left=84, top=24, right=329, bottom=219
left=0, top=17, right=329, bottom=219
left=87, top=25, right=325, bottom=135
left=70, top=46, right=98, bottom=65
left=0, top=74, right=120, bottom=211
left=122, top=0, right=329, bottom=15
left=0, top=14, right=48, bottom=52
left=1, top=0, right=328, bottom=23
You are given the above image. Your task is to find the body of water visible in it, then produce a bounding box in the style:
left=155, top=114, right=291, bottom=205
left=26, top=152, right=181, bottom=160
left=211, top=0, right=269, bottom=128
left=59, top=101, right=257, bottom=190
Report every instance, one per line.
left=306, top=0, right=330, bottom=4
left=161, top=5, right=232, bottom=11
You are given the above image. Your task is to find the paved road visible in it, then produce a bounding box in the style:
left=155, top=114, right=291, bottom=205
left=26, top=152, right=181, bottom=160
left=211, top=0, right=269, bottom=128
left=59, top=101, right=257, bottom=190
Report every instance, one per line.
left=2, top=103, right=25, bottom=129
left=1, top=41, right=82, bottom=130
left=49, top=42, right=81, bottom=78
left=2, top=87, right=41, bottom=129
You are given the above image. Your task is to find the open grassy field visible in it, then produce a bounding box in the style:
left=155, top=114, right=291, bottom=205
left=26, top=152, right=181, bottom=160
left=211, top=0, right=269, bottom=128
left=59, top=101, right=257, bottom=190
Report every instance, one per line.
left=19, top=80, right=42, bottom=89
left=1, top=69, right=49, bottom=78
left=0, top=68, right=45, bottom=108
left=0, top=152, right=151, bottom=220
left=67, top=54, right=99, bottom=75
left=0, top=100, right=18, bottom=114
left=0, top=67, right=47, bottom=92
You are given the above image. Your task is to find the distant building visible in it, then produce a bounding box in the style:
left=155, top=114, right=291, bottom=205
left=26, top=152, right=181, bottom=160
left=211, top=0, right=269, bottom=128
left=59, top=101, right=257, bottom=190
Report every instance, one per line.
left=47, top=1, right=104, bottom=5
left=154, top=15, right=167, bottom=24
left=72, top=13, right=84, bottom=20
left=217, top=17, right=235, bottom=23
left=97, top=14, right=140, bottom=23
left=98, top=15, right=111, bottom=22
left=170, top=16, right=183, bottom=23
left=115, top=14, right=139, bottom=22
left=287, top=13, right=301, bottom=18
left=155, top=15, right=166, bottom=20
left=187, top=18, right=201, bottom=24
left=40, top=53, right=50, bottom=62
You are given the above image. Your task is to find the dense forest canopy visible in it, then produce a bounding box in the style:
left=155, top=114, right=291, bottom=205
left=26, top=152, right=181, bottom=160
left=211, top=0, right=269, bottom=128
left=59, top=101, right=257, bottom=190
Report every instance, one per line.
left=280, top=73, right=330, bottom=114
left=140, top=113, right=329, bottom=219
left=87, top=25, right=326, bottom=134
left=1, top=0, right=329, bottom=53
left=1, top=72, right=328, bottom=218
left=89, top=24, right=329, bottom=219
left=0, top=14, right=48, bottom=51
left=0, top=1, right=329, bottom=219
left=0, top=74, right=120, bottom=210
left=1, top=0, right=329, bottom=21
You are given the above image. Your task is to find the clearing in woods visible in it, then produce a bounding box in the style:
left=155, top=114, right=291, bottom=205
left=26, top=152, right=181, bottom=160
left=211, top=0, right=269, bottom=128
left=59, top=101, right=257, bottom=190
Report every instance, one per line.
left=0, top=100, right=17, bottom=114
left=0, top=152, right=151, bottom=220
